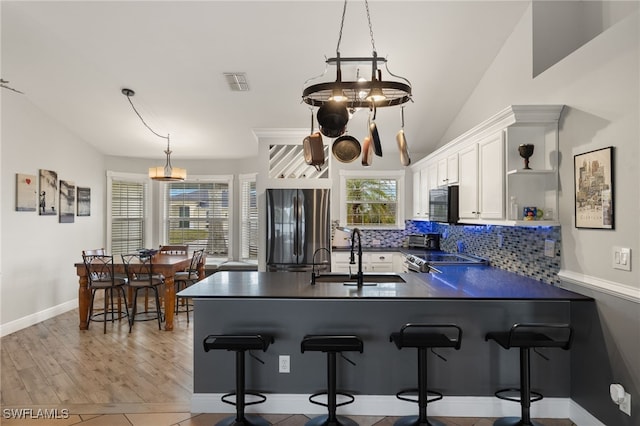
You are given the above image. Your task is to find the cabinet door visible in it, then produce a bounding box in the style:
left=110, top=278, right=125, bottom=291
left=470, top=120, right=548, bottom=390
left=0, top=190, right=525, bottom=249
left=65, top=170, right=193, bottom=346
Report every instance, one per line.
left=412, top=170, right=422, bottom=218
left=369, top=253, right=393, bottom=272
left=478, top=132, right=505, bottom=219
left=437, top=157, right=448, bottom=186
left=447, top=152, right=459, bottom=184
left=419, top=167, right=430, bottom=217
left=458, top=144, right=478, bottom=219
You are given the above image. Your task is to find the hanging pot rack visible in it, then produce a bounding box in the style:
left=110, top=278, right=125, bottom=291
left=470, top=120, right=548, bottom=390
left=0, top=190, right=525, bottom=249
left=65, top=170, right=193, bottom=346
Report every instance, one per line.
left=301, top=0, right=412, bottom=109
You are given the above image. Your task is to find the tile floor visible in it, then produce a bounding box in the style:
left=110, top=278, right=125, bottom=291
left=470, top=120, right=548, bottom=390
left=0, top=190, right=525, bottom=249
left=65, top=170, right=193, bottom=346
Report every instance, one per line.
left=0, top=411, right=577, bottom=425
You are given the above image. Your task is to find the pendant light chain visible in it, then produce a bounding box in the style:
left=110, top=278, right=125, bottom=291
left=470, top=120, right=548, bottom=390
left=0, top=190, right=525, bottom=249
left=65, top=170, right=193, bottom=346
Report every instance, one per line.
left=335, top=0, right=377, bottom=53
left=364, top=0, right=377, bottom=52
left=336, top=0, right=348, bottom=54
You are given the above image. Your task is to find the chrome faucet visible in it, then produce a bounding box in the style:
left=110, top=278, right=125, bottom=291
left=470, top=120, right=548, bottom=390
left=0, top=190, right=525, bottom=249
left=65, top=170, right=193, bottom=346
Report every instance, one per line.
left=310, top=247, right=331, bottom=285
left=349, top=228, right=364, bottom=288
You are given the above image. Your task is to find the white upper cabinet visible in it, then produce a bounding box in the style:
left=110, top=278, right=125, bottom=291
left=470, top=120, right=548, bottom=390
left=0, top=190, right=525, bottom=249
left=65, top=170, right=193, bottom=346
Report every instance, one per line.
left=411, top=105, right=563, bottom=226
left=458, top=143, right=478, bottom=219
left=478, top=131, right=505, bottom=220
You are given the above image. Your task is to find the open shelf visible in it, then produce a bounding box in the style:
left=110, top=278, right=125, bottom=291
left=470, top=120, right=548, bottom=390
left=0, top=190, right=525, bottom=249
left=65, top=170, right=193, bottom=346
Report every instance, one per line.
left=507, top=169, right=555, bottom=175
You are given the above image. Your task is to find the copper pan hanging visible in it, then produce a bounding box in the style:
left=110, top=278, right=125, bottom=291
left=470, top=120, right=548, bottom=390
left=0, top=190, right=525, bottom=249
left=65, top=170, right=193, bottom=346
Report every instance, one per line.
left=303, top=110, right=325, bottom=171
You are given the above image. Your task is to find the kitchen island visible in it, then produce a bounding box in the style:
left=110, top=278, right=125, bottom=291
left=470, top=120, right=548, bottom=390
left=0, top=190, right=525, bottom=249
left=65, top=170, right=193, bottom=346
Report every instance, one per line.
left=179, top=267, right=592, bottom=417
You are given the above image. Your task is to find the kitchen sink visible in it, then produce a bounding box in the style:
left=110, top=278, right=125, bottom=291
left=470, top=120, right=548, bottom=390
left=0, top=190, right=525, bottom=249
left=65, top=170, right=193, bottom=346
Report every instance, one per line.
left=313, top=273, right=406, bottom=285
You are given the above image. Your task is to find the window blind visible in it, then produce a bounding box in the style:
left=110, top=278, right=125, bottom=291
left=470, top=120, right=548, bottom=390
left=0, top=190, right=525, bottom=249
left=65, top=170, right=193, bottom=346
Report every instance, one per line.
left=164, top=181, right=229, bottom=256
left=240, top=179, right=258, bottom=260
left=111, top=180, right=145, bottom=254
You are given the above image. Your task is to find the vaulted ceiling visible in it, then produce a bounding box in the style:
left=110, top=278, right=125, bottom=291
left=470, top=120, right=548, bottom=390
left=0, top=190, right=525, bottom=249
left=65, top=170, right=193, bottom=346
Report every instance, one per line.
left=2, top=1, right=529, bottom=161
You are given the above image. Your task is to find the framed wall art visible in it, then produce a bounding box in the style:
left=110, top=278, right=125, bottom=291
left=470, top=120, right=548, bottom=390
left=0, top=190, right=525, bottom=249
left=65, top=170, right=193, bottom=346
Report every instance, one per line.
left=59, top=180, right=75, bottom=223
left=77, top=187, right=91, bottom=216
left=16, top=173, right=38, bottom=211
left=574, top=146, right=614, bottom=229
left=39, top=169, right=58, bottom=215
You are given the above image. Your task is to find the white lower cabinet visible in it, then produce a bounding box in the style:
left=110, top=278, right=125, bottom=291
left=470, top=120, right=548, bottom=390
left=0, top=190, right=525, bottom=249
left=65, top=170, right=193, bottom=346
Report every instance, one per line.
left=332, top=252, right=402, bottom=273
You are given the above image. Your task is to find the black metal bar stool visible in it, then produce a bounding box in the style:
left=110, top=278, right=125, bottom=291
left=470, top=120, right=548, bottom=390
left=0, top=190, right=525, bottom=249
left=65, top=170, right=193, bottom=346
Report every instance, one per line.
left=203, top=334, right=274, bottom=426
left=300, top=335, right=364, bottom=426
left=485, top=323, right=573, bottom=426
left=389, top=323, right=462, bottom=426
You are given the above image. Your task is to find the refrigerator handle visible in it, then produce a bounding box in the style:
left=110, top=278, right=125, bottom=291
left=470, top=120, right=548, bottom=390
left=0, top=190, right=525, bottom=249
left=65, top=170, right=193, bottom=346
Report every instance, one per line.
left=298, top=195, right=305, bottom=256
left=293, top=195, right=299, bottom=256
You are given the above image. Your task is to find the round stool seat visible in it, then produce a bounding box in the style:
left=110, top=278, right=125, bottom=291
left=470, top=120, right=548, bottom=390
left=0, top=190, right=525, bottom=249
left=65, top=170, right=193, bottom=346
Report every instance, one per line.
left=301, top=335, right=363, bottom=353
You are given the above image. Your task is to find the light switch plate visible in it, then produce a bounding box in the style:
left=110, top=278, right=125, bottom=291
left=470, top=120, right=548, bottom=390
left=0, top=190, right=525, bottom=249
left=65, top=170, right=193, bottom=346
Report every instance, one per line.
left=612, top=247, right=632, bottom=271
left=544, top=239, right=555, bottom=258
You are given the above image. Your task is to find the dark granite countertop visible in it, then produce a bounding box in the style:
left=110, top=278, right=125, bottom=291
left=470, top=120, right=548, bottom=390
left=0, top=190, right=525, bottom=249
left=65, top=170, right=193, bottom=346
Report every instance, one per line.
left=179, top=266, right=591, bottom=301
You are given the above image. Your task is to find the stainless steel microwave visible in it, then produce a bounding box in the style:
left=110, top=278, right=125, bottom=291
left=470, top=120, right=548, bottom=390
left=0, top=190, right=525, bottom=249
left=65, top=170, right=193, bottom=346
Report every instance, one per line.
left=429, top=185, right=459, bottom=223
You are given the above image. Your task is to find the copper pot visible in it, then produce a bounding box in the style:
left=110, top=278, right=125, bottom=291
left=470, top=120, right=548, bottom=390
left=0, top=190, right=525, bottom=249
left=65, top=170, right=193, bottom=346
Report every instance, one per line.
left=303, top=132, right=325, bottom=171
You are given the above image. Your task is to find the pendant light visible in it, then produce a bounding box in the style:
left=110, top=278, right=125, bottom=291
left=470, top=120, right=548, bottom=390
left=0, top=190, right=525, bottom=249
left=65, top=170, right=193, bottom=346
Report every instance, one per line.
left=121, top=88, right=187, bottom=181
left=302, top=0, right=412, bottom=109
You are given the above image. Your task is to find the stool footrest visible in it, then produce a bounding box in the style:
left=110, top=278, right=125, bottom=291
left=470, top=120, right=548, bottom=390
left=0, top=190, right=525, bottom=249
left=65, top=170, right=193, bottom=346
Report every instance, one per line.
left=495, top=387, right=543, bottom=403
left=221, top=391, right=267, bottom=407
left=309, top=391, right=355, bottom=408
left=396, top=388, right=443, bottom=404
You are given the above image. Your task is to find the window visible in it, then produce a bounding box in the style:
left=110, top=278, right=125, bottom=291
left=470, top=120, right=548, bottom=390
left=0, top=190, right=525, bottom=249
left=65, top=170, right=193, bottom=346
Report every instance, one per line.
left=239, top=174, right=258, bottom=261
left=340, top=170, right=405, bottom=229
left=107, top=172, right=150, bottom=255
left=163, top=176, right=233, bottom=260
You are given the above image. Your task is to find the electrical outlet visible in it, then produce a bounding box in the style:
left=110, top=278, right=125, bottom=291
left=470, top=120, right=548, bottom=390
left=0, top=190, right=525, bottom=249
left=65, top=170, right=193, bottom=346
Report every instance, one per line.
left=497, top=234, right=504, bottom=248
left=620, top=392, right=631, bottom=416
left=544, top=239, right=555, bottom=258
left=279, top=355, right=290, bottom=373
left=612, top=247, right=632, bottom=271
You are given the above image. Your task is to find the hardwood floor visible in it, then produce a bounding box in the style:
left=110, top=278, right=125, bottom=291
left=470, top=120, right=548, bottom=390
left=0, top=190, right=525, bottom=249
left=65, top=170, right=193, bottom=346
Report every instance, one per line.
left=1, top=307, right=576, bottom=425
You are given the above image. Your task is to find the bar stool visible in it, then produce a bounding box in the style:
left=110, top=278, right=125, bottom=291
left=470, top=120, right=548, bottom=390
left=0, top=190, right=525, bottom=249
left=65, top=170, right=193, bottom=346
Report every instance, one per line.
left=203, top=334, right=274, bottom=426
left=485, top=323, right=573, bottom=426
left=300, top=335, right=364, bottom=426
left=389, top=323, right=462, bottom=426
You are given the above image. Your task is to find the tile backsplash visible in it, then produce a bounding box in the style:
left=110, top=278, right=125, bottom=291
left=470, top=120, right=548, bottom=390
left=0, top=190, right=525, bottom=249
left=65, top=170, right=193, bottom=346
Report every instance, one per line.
left=334, top=220, right=561, bottom=285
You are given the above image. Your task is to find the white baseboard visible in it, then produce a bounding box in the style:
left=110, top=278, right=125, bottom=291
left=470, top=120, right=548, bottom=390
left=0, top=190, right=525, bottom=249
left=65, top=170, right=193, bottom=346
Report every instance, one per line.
left=0, top=298, right=78, bottom=337
left=558, top=269, right=640, bottom=304
left=191, top=394, right=604, bottom=425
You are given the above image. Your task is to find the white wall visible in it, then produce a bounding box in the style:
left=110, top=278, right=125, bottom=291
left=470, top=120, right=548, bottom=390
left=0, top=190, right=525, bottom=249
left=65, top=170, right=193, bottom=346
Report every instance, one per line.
left=439, top=4, right=639, bottom=290
left=1, top=94, right=106, bottom=333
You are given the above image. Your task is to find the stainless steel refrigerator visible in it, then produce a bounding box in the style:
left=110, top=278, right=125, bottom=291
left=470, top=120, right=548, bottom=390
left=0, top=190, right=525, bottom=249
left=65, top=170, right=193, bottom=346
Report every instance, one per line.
left=266, top=188, right=330, bottom=272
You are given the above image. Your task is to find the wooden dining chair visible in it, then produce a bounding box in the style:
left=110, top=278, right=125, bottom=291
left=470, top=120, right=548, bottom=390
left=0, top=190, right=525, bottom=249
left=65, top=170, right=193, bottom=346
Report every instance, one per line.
left=174, top=248, right=205, bottom=323
left=82, top=254, right=130, bottom=333
left=122, top=253, right=164, bottom=332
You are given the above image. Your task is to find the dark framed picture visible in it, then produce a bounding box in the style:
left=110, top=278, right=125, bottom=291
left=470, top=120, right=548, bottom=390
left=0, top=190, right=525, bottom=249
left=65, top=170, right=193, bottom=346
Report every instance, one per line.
left=59, top=180, right=75, bottom=223
left=39, top=169, right=58, bottom=215
left=77, top=187, right=91, bottom=216
left=574, top=146, right=614, bottom=229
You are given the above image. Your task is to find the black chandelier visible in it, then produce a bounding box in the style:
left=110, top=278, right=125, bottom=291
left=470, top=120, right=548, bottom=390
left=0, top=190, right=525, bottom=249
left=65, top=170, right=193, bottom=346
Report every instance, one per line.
left=302, top=0, right=412, bottom=109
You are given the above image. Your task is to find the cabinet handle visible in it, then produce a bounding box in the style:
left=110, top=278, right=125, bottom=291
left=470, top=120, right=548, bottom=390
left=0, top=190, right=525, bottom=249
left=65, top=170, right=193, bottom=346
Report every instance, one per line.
left=379, top=256, right=385, bottom=260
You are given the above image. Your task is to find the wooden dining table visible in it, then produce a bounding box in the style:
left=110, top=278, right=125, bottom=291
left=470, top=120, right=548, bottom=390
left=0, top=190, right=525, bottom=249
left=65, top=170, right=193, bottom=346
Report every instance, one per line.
left=74, top=253, right=203, bottom=331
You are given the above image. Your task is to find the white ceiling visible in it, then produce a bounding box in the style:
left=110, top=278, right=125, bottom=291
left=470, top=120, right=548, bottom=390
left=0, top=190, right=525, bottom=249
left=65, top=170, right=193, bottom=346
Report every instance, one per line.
left=1, top=1, right=529, bottom=161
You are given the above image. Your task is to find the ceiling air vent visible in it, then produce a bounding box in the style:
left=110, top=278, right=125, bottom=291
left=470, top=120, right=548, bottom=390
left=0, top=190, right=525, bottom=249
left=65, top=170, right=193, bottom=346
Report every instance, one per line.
left=224, top=72, right=249, bottom=91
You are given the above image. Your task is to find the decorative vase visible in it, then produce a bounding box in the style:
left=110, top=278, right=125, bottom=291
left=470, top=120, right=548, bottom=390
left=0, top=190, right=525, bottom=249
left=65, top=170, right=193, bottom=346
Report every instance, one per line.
left=518, top=144, right=534, bottom=170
